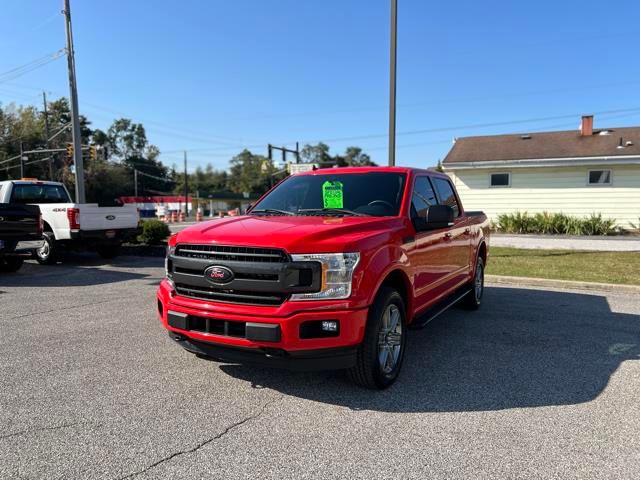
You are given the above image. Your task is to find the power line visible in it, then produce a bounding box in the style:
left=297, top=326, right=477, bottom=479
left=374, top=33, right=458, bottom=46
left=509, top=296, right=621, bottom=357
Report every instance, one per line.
left=298, top=106, right=640, bottom=145
left=0, top=49, right=66, bottom=84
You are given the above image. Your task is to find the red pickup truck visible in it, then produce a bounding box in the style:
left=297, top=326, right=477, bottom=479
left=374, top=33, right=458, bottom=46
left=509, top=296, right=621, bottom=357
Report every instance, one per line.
left=157, top=167, right=489, bottom=389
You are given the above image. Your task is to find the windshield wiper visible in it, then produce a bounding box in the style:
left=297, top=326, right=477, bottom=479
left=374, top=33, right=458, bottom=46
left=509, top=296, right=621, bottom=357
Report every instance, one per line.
left=250, top=208, right=296, bottom=216
left=297, top=208, right=368, bottom=217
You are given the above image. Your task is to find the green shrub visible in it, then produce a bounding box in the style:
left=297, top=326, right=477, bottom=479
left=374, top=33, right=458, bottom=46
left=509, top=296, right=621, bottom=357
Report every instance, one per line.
left=138, top=219, right=171, bottom=245
left=495, top=212, right=620, bottom=236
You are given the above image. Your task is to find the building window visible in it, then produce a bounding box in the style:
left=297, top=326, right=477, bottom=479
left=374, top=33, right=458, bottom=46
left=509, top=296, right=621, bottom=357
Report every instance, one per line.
left=588, top=170, right=612, bottom=186
left=490, top=172, right=511, bottom=187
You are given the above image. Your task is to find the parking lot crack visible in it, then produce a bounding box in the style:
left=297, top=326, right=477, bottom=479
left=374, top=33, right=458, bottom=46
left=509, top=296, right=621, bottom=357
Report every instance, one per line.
left=116, top=395, right=284, bottom=480
left=7, top=299, right=120, bottom=321
left=0, top=421, right=88, bottom=441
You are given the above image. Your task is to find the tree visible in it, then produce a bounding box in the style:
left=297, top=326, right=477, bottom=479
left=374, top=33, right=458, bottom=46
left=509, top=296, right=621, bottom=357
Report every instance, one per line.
left=342, top=146, right=375, bottom=166
left=227, top=149, right=272, bottom=194
left=300, top=142, right=332, bottom=164
left=106, top=118, right=148, bottom=161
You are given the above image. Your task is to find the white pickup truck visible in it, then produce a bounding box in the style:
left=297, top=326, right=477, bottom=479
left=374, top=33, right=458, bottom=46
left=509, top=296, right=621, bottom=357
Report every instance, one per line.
left=0, top=180, right=140, bottom=263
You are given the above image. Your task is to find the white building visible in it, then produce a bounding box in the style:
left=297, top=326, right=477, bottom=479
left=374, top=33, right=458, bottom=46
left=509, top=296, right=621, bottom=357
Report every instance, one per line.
left=442, top=115, right=640, bottom=229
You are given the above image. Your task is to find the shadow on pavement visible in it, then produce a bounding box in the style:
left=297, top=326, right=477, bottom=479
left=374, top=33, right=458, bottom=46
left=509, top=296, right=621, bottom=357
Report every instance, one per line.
left=0, top=254, right=162, bottom=288
left=220, top=286, right=639, bottom=412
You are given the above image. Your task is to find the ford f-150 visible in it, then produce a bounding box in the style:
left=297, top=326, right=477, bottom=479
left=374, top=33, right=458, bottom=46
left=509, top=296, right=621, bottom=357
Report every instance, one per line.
left=157, top=167, right=490, bottom=389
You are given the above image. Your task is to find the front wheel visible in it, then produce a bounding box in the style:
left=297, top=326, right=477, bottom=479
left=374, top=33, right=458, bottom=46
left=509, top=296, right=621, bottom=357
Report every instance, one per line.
left=0, top=257, right=24, bottom=273
left=348, top=286, right=407, bottom=389
left=461, top=257, right=484, bottom=310
left=35, top=232, right=60, bottom=265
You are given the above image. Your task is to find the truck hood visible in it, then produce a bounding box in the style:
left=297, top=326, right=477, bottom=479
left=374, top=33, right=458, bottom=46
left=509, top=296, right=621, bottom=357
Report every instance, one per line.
left=174, top=215, right=403, bottom=253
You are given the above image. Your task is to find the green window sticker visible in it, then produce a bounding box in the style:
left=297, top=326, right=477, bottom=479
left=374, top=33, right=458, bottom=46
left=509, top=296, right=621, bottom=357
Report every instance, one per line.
left=322, top=180, right=344, bottom=209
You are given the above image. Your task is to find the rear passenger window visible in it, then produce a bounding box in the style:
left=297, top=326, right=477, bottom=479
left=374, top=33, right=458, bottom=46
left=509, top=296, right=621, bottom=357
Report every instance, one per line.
left=432, top=178, right=460, bottom=217
left=411, top=177, right=438, bottom=219
left=10, top=184, right=71, bottom=204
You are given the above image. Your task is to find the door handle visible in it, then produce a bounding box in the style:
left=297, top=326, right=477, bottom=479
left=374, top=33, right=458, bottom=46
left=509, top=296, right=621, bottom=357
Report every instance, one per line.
left=464, top=228, right=471, bottom=235
left=443, top=232, right=453, bottom=241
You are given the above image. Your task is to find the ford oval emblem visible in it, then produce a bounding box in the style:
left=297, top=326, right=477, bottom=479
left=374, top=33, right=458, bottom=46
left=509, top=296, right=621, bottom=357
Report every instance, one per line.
left=106, top=215, right=116, bottom=221
left=204, top=265, right=234, bottom=284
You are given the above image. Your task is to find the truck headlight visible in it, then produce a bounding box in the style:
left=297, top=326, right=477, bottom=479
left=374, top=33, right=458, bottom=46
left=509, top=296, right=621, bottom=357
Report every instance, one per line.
left=165, top=246, right=175, bottom=278
left=290, top=253, right=360, bottom=301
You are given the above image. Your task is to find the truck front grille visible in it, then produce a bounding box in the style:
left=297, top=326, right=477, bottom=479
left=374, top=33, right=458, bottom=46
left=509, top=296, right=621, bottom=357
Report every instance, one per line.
left=170, top=244, right=319, bottom=307
left=175, top=283, right=289, bottom=306
left=174, top=244, right=288, bottom=263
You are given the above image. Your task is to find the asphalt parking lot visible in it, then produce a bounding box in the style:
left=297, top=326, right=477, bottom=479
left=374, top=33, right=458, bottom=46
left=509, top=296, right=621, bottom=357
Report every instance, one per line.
left=1, top=256, right=639, bottom=479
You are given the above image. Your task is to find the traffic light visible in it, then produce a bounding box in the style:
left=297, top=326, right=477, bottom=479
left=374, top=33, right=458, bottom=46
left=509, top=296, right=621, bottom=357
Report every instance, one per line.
left=89, top=145, right=97, bottom=161
left=66, top=143, right=73, bottom=161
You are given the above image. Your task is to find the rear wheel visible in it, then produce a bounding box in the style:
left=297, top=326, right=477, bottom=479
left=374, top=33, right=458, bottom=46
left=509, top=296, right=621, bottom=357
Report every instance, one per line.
left=348, top=286, right=407, bottom=389
left=0, top=257, right=24, bottom=273
left=35, top=232, right=59, bottom=265
left=461, top=257, right=484, bottom=310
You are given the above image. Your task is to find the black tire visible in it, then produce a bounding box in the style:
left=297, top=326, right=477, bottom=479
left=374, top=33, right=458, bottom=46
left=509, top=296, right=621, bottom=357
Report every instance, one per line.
left=348, top=286, right=407, bottom=389
left=96, top=244, right=121, bottom=259
left=0, top=257, right=24, bottom=273
left=35, top=232, right=59, bottom=265
left=461, top=257, right=484, bottom=310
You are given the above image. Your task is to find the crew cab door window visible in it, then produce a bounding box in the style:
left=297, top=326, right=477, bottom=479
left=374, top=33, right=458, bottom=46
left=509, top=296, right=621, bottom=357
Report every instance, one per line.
left=411, top=176, right=438, bottom=220
left=432, top=178, right=460, bottom=217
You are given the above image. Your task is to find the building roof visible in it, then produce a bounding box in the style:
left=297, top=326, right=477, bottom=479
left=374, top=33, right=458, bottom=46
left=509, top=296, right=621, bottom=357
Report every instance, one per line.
left=443, top=126, right=640, bottom=165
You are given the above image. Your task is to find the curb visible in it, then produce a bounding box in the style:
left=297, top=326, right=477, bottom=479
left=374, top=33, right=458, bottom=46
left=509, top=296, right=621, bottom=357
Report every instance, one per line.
left=486, top=274, right=640, bottom=294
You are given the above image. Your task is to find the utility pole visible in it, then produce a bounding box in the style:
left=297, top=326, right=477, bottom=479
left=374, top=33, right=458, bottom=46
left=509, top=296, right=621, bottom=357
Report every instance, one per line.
left=19, top=142, right=25, bottom=178
left=63, top=0, right=85, bottom=202
left=134, top=169, right=139, bottom=197
left=42, top=91, right=54, bottom=180
left=388, top=0, right=398, bottom=166
left=183, top=151, right=189, bottom=217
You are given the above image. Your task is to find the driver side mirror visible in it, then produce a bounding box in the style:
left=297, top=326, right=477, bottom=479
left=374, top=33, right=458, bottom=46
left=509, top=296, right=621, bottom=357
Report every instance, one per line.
left=416, top=205, right=454, bottom=231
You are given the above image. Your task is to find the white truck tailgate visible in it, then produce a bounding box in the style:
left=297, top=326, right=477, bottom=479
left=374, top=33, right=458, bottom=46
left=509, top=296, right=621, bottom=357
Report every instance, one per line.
left=78, top=205, right=139, bottom=231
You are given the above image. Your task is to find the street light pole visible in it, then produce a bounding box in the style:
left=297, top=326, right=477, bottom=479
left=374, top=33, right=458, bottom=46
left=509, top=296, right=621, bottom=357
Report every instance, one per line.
left=388, top=0, right=398, bottom=167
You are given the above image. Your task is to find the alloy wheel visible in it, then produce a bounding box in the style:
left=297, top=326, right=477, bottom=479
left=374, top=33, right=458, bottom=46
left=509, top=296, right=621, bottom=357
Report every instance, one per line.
left=378, top=304, right=403, bottom=375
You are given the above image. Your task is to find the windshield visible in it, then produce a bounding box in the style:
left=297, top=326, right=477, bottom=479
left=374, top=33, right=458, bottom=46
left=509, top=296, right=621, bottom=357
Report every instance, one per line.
left=251, top=172, right=407, bottom=217
left=10, top=183, right=71, bottom=204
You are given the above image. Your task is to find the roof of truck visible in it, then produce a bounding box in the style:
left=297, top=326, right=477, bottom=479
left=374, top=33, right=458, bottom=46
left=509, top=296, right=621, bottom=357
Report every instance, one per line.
left=0, top=179, right=64, bottom=185
left=296, top=166, right=445, bottom=177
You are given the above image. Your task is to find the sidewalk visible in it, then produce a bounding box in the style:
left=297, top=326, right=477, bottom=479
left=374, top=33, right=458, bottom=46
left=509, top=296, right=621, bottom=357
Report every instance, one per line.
left=486, top=274, right=640, bottom=294
left=492, top=234, right=640, bottom=252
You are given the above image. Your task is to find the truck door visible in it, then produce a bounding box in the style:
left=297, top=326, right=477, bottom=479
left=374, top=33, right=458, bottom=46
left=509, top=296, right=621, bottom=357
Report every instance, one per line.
left=407, top=176, right=458, bottom=310
left=431, top=177, right=471, bottom=285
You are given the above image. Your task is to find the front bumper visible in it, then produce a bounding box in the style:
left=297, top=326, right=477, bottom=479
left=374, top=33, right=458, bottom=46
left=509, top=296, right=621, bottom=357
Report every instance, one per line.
left=168, top=332, right=357, bottom=371
left=16, top=240, right=44, bottom=253
left=0, top=239, right=44, bottom=256
left=157, top=280, right=368, bottom=371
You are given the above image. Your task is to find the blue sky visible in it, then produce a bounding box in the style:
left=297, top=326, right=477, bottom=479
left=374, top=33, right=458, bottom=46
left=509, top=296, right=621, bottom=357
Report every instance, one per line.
left=2, top=0, right=640, bottom=171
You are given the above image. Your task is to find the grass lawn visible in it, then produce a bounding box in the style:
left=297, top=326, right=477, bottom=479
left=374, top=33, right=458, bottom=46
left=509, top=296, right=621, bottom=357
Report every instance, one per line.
left=486, top=247, right=640, bottom=285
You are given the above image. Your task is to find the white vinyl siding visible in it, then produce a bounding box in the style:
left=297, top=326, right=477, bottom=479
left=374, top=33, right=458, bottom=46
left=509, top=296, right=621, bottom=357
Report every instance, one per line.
left=447, top=164, right=640, bottom=229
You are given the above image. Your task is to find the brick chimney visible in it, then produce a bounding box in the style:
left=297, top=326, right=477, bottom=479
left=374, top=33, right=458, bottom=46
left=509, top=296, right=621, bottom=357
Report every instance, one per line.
left=580, top=115, right=594, bottom=136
